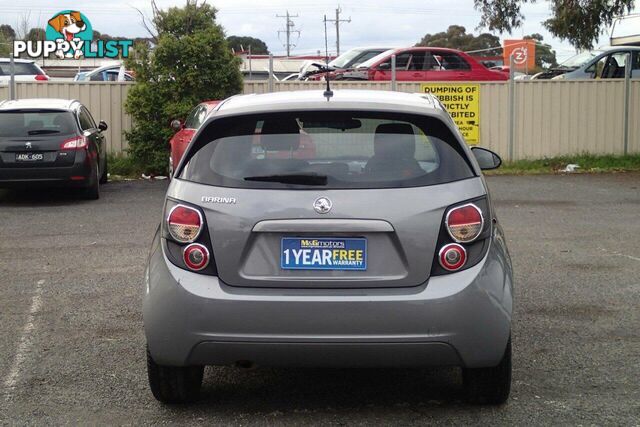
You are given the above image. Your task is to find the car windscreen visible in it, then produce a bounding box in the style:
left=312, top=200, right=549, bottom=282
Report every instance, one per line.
left=559, top=50, right=603, bottom=68
left=179, top=111, right=475, bottom=189
left=329, top=49, right=386, bottom=69
left=357, top=50, right=395, bottom=68
left=0, top=110, right=78, bottom=137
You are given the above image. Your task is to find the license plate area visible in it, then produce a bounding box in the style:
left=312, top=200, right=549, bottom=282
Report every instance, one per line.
left=15, top=153, right=44, bottom=162
left=281, top=237, right=367, bottom=271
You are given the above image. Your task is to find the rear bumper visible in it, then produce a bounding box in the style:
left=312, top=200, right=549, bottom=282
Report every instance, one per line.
left=144, top=230, right=513, bottom=369
left=0, top=155, right=93, bottom=188
left=188, top=341, right=461, bottom=367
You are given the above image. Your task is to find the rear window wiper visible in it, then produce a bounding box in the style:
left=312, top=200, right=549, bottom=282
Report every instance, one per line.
left=244, top=173, right=328, bottom=186
left=27, top=129, right=60, bottom=135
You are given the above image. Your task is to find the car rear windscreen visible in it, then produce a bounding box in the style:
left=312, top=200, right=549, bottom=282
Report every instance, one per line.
left=0, top=62, right=41, bottom=76
left=179, top=111, right=475, bottom=189
left=0, top=111, right=78, bottom=138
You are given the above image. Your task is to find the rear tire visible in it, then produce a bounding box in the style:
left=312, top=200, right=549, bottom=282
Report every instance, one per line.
left=147, top=346, right=204, bottom=404
left=463, top=336, right=512, bottom=405
left=99, top=157, right=108, bottom=184
left=82, top=163, right=100, bottom=200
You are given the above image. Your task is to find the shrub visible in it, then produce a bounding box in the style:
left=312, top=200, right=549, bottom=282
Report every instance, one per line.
left=124, top=0, right=242, bottom=174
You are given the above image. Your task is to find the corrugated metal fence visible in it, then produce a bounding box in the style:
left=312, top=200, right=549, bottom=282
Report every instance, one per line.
left=1, top=80, right=638, bottom=160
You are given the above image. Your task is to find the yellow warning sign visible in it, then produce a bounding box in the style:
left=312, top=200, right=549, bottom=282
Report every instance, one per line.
left=420, top=83, right=480, bottom=144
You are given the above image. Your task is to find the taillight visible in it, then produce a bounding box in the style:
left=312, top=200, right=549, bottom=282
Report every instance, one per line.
left=445, top=203, right=484, bottom=243
left=60, top=136, right=88, bottom=150
left=34, top=74, right=49, bottom=81
left=167, top=204, right=202, bottom=243
left=183, top=243, right=210, bottom=271
left=439, top=243, right=467, bottom=271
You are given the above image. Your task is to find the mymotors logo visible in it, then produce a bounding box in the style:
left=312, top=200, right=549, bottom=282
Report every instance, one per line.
left=13, top=10, right=132, bottom=59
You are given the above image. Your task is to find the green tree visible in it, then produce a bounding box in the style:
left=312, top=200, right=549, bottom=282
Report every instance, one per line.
left=226, top=35, right=269, bottom=54
left=124, top=0, right=243, bottom=174
left=416, top=25, right=501, bottom=56
left=25, top=27, right=45, bottom=42
left=94, top=30, right=153, bottom=47
left=524, top=33, right=558, bottom=70
left=474, top=0, right=634, bottom=49
left=0, top=24, right=16, bottom=40
left=0, top=32, right=11, bottom=56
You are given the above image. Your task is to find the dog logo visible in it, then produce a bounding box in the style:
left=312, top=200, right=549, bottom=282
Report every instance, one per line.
left=25, top=142, right=32, bottom=149
left=46, top=10, right=92, bottom=59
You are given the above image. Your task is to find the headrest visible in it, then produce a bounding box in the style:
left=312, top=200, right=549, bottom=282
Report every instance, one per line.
left=375, top=123, right=415, bottom=137
left=27, top=120, right=44, bottom=129
left=261, top=118, right=300, bottom=135
left=374, top=123, right=416, bottom=158
left=52, top=115, right=74, bottom=133
left=260, top=118, right=301, bottom=151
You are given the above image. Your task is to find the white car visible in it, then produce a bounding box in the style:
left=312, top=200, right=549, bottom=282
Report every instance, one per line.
left=74, top=64, right=134, bottom=82
left=0, top=59, right=50, bottom=85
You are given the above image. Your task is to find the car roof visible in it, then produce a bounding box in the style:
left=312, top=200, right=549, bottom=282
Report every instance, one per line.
left=214, top=90, right=444, bottom=118
left=342, top=46, right=395, bottom=51
left=0, top=98, right=80, bottom=111
left=0, top=58, right=36, bottom=63
left=85, top=63, right=124, bottom=74
left=391, top=47, right=467, bottom=54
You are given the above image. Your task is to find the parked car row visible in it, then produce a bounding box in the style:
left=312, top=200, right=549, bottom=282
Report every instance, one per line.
left=300, top=47, right=509, bottom=82
left=299, top=44, right=640, bottom=82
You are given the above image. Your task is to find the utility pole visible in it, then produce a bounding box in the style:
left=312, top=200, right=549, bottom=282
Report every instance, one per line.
left=324, top=6, right=351, bottom=56
left=276, top=11, right=300, bottom=57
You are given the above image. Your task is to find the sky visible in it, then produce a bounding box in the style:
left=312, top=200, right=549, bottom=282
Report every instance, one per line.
left=0, top=0, right=632, bottom=62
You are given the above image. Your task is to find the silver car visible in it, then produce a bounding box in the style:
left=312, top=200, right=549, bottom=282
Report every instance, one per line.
left=144, top=90, right=514, bottom=405
left=552, top=46, right=640, bottom=80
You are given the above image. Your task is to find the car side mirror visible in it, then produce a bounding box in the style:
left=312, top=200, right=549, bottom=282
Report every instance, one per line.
left=170, top=119, right=183, bottom=132
left=98, top=120, right=108, bottom=132
left=377, top=63, right=391, bottom=70
left=471, top=147, right=502, bottom=170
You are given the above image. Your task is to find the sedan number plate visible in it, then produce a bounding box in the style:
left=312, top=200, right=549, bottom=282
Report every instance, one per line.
left=16, top=153, right=44, bottom=162
left=281, top=238, right=367, bottom=270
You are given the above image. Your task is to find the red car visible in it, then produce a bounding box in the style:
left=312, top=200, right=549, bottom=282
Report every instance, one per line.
left=169, top=100, right=220, bottom=176
left=337, top=47, right=508, bottom=81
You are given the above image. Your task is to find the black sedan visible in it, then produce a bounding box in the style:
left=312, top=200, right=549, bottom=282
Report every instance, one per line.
left=0, top=98, right=108, bottom=199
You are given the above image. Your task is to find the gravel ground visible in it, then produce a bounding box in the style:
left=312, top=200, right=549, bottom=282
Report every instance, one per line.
left=0, top=174, right=638, bottom=425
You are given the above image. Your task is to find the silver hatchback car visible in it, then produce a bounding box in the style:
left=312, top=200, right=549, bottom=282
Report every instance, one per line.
left=144, top=90, right=514, bottom=404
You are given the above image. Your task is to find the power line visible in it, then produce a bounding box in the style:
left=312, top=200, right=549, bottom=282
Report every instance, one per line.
left=323, top=6, right=350, bottom=56
left=276, top=10, right=300, bottom=57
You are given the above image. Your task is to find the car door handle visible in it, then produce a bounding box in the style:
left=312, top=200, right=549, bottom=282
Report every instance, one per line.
left=412, top=72, right=422, bottom=77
